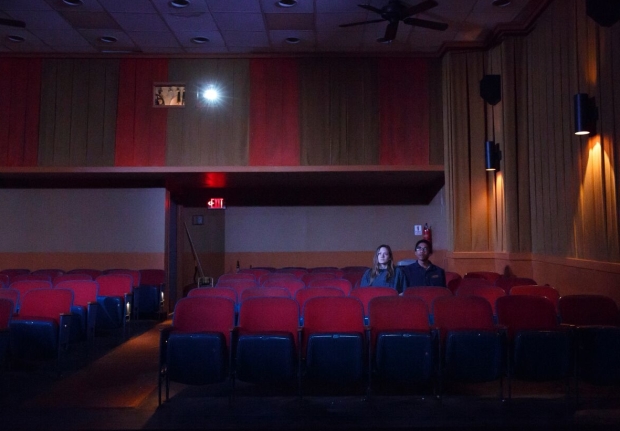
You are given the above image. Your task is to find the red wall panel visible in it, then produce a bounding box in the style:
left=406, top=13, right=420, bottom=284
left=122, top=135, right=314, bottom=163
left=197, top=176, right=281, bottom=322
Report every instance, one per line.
left=0, top=58, right=41, bottom=167
left=378, top=58, right=430, bottom=165
left=115, top=59, right=168, bottom=166
left=249, top=59, right=300, bottom=166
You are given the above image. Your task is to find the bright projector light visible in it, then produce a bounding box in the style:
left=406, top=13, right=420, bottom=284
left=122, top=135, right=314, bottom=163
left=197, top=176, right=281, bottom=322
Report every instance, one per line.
left=203, top=87, right=219, bottom=101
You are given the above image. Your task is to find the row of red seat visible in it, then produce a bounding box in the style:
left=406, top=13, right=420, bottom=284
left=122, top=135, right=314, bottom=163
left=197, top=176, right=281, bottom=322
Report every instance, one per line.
left=0, top=268, right=165, bottom=288
left=160, top=293, right=620, bottom=404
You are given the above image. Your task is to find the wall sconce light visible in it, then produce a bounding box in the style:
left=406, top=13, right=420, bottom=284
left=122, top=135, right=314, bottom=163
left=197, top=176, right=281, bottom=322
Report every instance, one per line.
left=485, top=141, right=502, bottom=171
left=574, top=93, right=598, bottom=135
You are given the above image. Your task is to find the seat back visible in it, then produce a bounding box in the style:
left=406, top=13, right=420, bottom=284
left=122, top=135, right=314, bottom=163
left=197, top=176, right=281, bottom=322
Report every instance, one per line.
left=368, top=296, right=430, bottom=347
left=53, top=273, right=92, bottom=287
left=238, top=297, right=299, bottom=343
left=241, top=287, right=291, bottom=302
left=350, top=287, right=398, bottom=316
left=301, top=272, right=338, bottom=287
left=274, top=268, right=308, bottom=278
left=31, top=269, right=64, bottom=279
left=307, top=278, right=353, bottom=295
left=0, top=289, right=19, bottom=314
left=341, top=272, right=364, bottom=290
left=219, top=273, right=256, bottom=283
left=259, top=272, right=297, bottom=285
left=309, top=267, right=342, bottom=275
left=294, top=287, right=345, bottom=309
left=104, top=269, right=140, bottom=288
left=445, top=271, right=462, bottom=286
left=0, top=298, right=14, bottom=329
left=19, top=288, right=74, bottom=324
left=238, top=268, right=271, bottom=279
left=340, top=266, right=369, bottom=273
left=67, top=269, right=102, bottom=279
left=139, top=269, right=165, bottom=285
left=509, top=285, right=560, bottom=310
left=215, top=279, right=258, bottom=298
left=0, top=269, right=30, bottom=284
left=261, top=278, right=305, bottom=296
left=301, top=296, right=365, bottom=351
left=0, top=273, right=9, bottom=289
left=455, top=285, right=506, bottom=316
left=494, top=277, right=537, bottom=293
left=172, top=296, right=235, bottom=346
left=403, top=286, right=453, bottom=311
left=10, top=280, right=53, bottom=308
left=56, top=280, right=98, bottom=307
left=12, top=274, right=52, bottom=283
left=463, top=271, right=501, bottom=283
left=95, top=274, right=133, bottom=297
left=187, top=286, right=237, bottom=304
left=496, top=295, right=559, bottom=340
left=558, top=294, right=620, bottom=326
left=432, top=296, right=496, bottom=340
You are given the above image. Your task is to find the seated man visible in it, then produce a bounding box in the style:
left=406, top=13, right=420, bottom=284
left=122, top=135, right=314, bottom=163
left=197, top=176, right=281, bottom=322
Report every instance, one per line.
left=401, top=239, right=446, bottom=288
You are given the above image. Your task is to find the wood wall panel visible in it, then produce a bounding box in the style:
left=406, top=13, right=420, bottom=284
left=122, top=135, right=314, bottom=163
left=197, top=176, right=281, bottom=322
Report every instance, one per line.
left=299, top=58, right=379, bottom=165
left=166, top=59, right=250, bottom=166
left=38, top=59, right=119, bottom=167
left=249, top=58, right=300, bottom=166
left=0, top=58, right=41, bottom=167
left=115, top=59, right=167, bottom=166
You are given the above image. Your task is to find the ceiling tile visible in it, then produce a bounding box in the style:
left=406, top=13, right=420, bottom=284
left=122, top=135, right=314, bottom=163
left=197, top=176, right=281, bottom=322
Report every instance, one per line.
left=174, top=30, right=226, bottom=47
left=111, top=13, right=168, bottom=32
left=212, top=13, right=265, bottom=31
left=222, top=31, right=270, bottom=47
left=260, top=0, right=315, bottom=14
left=265, top=13, right=314, bottom=31
left=59, top=11, right=121, bottom=30
left=162, top=12, right=218, bottom=32
left=207, top=0, right=262, bottom=13
left=100, top=0, right=158, bottom=14
left=128, top=31, right=181, bottom=47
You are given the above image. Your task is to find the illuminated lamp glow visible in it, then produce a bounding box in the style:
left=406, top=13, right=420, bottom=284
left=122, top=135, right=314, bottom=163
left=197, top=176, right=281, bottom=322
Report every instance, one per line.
left=203, top=87, right=220, bottom=101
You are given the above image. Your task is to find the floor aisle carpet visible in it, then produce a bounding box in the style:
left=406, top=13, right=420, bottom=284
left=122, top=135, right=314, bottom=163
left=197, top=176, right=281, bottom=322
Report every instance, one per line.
left=27, top=323, right=164, bottom=409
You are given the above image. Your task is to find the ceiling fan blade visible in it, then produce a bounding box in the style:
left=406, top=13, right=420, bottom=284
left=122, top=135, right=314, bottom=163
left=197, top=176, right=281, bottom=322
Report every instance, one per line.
left=403, top=17, right=448, bottom=31
left=378, top=20, right=399, bottom=42
left=358, top=4, right=383, bottom=14
left=340, top=18, right=386, bottom=28
left=402, top=0, right=438, bottom=18
left=0, top=18, right=26, bottom=28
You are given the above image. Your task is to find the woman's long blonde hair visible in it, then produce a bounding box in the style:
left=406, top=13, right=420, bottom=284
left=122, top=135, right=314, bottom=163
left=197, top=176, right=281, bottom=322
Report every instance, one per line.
left=368, top=244, right=395, bottom=284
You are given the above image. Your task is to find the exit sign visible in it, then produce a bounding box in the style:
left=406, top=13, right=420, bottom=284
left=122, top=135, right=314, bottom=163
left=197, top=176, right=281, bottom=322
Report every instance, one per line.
left=207, top=198, right=226, bottom=209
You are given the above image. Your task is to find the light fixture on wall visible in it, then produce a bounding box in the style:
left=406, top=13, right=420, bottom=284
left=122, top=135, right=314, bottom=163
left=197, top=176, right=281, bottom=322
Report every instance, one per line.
left=485, top=141, right=502, bottom=171
left=574, top=93, right=598, bottom=135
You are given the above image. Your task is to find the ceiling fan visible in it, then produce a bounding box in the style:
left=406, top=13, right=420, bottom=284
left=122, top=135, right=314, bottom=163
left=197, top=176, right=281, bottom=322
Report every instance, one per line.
left=0, top=17, right=26, bottom=28
left=339, top=0, right=448, bottom=43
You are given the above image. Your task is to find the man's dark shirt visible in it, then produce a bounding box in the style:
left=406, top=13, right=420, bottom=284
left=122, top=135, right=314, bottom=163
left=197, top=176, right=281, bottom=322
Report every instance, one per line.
left=402, top=260, right=447, bottom=288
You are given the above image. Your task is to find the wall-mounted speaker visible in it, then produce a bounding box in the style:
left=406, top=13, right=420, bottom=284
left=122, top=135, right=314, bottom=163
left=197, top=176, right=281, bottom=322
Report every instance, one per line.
left=586, top=0, right=620, bottom=27
left=480, top=75, right=501, bottom=106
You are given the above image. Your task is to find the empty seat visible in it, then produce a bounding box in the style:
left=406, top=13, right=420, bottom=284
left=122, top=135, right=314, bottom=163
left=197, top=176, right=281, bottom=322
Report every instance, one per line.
left=95, top=274, right=133, bottom=333
left=403, top=286, right=452, bottom=324
left=12, top=274, right=52, bottom=283
left=301, top=272, right=338, bottom=287
left=274, top=268, right=308, bottom=278
left=0, top=289, right=19, bottom=314
left=10, top=288, right=73, bottom=366
left=300, top=296, right=366, bottom=394
left=9, top=280, right=52, bottom=311
left=0, top=298, right=13, bottom=370
left=67, top=269, right=102, bottom=279
left=496, top=295, right=572, bottom=399
left=0, top=269, right=30, bottom=285
left=350, top=287, right=398, bottom=324
left=494, top=277, right=537, bottom=294
left=368, top=296, right=436, bottom=394
left=187, top=286, right=238, bottom=304
left=455, top=285, right=506, bottom=319
left=31, top=269, right=64, bottom=279
left=240, top=287, right=291, bottom=302
left=215, top=279, right=259, bottom=303
left=432, top=296, right=506, bottom=399
left=53, top=273, right=92, bottom=287
left=509, top=285, right=560, bottom=312
left=159, top=296, right=235, bottom=405
left=234, top=297, right=300, bottom=389
left=135, top=269, right=166, bottom=319
left=56, top=280, right=99, bottom=342
left=559, top=294, right=620, bottom=386
left=463, top=271, right=502, bottom=283
left=259, top=272, right=297, bottom=286
left=219, top=273, right=256, bottom=284
left=307, top=278, right=353, bottom=295
left=261, top=278, right=305, bottom=297
left=0, top=273, right=9, bottom=289
left=238, top=268, right=271, bottom=279
left=294, top=287, right=345, bottom=312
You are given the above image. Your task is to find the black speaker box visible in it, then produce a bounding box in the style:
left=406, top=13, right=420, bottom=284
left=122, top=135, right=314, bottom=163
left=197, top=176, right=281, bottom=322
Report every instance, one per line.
left=587, top=0, right=620, bottom=27
left=480, top=75, right=501, bottom=106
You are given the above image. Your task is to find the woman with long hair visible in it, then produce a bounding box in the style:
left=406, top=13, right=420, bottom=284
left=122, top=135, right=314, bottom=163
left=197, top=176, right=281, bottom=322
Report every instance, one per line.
left=360, top=244, right=406, bottom=293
